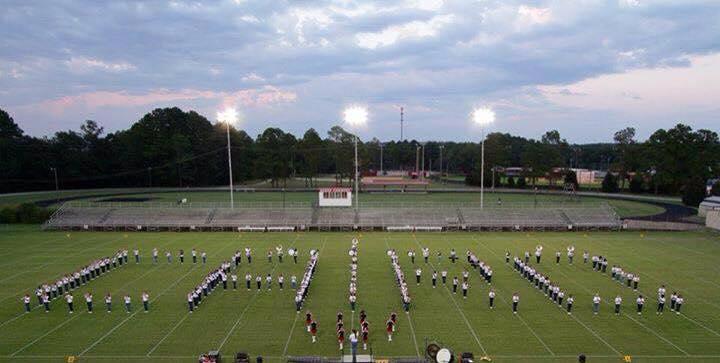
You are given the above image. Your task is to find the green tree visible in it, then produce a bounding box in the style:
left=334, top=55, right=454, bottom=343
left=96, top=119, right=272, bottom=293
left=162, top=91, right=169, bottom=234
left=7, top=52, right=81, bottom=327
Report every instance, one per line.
left=256, top=127, right=296, bottom=187
left=299, top=128, right=323, bottom=187
left=0, top=109, right=23, bottom=139
left=506, top=176, right=516, bottom=188
left=613, top=127, right=637, bottom=187
left=681, top=177, right=707, bottom=207
left=327, top=126, right=355, bottom=185
left=601, top=172, right=619, bottom=193
left=629, top=174, right=644, bottom=194
left=711, top=181, right=720, bottom=197
left=517, top=176, right=527, bottom=189
left=564, top=170, right=579, bottom=189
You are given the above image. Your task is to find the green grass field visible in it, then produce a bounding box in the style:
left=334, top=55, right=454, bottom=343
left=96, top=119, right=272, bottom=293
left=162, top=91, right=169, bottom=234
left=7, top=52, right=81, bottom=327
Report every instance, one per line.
left=0, top=226, right=718, bottom=362
left=17, top=189, right=664, bottom=218
left=1, top=185, right=669, bottom=219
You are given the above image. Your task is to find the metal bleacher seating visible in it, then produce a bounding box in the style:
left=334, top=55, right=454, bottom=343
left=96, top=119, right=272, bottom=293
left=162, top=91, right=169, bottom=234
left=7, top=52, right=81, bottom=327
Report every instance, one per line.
left=43, top=201, right=621, bottom=232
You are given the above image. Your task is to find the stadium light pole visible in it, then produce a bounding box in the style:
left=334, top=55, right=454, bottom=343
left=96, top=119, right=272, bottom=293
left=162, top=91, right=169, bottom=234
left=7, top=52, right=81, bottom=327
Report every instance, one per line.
left=415, top=145, right=420, bottom=177
left=439, top=145, right=444, bottom=184
left=421, top=143, right=425, bottom=180
left=379, top=142, right=384, bottom=176
left=472, top=107, right=496, bottom=209
left=217, top=107, right=239, bottom=209
left=343, top=106, right=368, bottom=213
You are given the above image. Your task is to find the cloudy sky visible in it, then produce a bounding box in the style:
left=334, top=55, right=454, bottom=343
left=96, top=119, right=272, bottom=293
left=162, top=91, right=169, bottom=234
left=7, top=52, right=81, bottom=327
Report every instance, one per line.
left=1, top=0, right=719, bottom=142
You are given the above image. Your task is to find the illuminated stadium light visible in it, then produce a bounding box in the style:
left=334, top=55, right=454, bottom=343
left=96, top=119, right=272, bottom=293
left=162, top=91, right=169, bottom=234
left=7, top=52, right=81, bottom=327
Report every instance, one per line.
left=217, top=107, right=239, bottom=209
left=343, top=106, right=368, bottom=127
left=217, top=107, right=239, bottom=125
left=342, top=105, right=368, bottom=215
left=472, top=107, right=495, bottom=126
left=471, top=106, right=495, bottom=209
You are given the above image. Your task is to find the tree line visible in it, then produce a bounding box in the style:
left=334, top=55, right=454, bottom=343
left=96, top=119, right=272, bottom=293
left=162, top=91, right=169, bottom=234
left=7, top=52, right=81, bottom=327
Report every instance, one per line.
left=1, top=107, right=718, bottom=205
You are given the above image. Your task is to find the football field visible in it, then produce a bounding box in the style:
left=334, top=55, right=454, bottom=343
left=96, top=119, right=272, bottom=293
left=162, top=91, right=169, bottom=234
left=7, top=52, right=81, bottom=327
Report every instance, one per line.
left=0, top=227, right=719, bottom=362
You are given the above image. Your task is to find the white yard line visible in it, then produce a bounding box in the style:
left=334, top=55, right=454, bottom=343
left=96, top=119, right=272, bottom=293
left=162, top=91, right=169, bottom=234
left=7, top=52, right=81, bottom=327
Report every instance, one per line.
left=411, top=234, right=489, bottom=356
left=443, top=237, right=550, bottom=356
left=282, top=314, right=300, bottom=357
left=11, top=312, right=83, bottom=357
left=383, top=235, right=420, bottom=357
left=564, top=308, right=622, bottom=356
left=146, top=232, right=262, bottom=356
left=0, top=235, right=141, bottom=327
left=474, top=238, right=623, bottom=357
left=0, top=234, right=127, bottom=302
left=551, top=267, right=690, bottom=356
left=405, top=308, right=421, bottom=357
left=6, top=354, right=720, bottom=360
left=11, top=261, right=163, bottom=356
left=579, top=236, right=720, bottom=336
left=216, top=290, right=263, bottom=352
left=0, top=263, right=50, bottom=284
left=78, top=266, right=200, bottom=356
left=280, top=235, right=324, bottom=358
left=76, top=232, right=236, bottom=357
left=0, top=232, right=100, bottom=267
left=145, top=312, right=191, bottom=356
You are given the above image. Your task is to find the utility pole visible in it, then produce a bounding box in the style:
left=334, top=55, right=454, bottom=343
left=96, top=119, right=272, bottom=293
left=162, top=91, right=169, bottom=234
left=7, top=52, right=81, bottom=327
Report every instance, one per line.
left=421, top=144, right=425, bottom=180
left=354, top=134, right=359, bottom=212
left=439, top=145, right=444, bottom=184
left=226, top=121, right=234, bottom=209
left=492, top=166, right=496, bottom=190
left=415, top=145, right=420, bottom=177
left=379, top=142, right=384, bottom=175
left=50, top=167, right=59, bottom=204
left=400, top=107, right=404, bottom=141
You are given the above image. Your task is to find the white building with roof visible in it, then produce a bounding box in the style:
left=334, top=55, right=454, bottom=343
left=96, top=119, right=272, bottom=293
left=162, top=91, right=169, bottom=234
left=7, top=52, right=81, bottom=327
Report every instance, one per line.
left=318, top=187, right=352, bottom=207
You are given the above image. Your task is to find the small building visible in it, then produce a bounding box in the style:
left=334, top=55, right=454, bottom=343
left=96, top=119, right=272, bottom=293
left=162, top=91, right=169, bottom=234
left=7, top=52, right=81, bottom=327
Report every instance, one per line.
left=318, top=187, right=352, bottom=207
left=570, top=168, right=598, bottom=184
left=699, top=196, right=720, bottom=217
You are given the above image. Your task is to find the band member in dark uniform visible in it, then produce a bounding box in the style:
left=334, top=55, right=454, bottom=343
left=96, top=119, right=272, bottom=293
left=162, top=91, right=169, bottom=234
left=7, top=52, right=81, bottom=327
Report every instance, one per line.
left=310, top=320, right=318, bottom=343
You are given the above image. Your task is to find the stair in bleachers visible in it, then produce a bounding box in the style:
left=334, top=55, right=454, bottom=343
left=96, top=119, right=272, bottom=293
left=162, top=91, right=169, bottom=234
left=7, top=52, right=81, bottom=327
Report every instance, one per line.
left=456, top=207, right=466, bottom=225
left=205, top=208, right=217, bottom=224
left=557, top=209, right=573, bottom=225
left=97, top=208, right=115, bottom=224
left=310, top=204, right=319, bottom=225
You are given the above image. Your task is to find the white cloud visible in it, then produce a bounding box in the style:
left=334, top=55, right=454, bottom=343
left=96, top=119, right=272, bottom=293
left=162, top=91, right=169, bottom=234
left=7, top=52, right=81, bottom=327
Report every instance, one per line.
left=516, top=6, right=552, bottom=29
left=241, top=72, right=265, bottom=82
left=0, top=68, right=24, bottom=79
left=65, top=57, right=136, bottom=73
left=458, top=32, right=502, bottom=47
left=292, top=8, right=333, bottom=44
left=32, top=86, right=297, bottom=115
left=239, top=15, right=260, bottom=23
left=538, top=53, right=720, bottom=114
left=356, top=14, right=455, bottom=49
left=619, top=0, right=641, bottom=8
left=405, top=0, right=444, bottom=12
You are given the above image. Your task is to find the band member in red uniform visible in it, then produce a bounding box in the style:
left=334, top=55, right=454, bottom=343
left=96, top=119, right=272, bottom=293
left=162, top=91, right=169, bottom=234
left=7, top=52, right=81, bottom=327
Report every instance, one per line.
left=361, top=322, right=369, bottom=350
left=359, top=310, right=367, bottom=325
left=306, top=312, right=313, bottom=332
left=310, top=320, right=318, bottom=343
left=386, top=318, right=394, bottom=341
left=337, top=326, right=345, bottom=350
left=390, top=312, right=397, bottom=331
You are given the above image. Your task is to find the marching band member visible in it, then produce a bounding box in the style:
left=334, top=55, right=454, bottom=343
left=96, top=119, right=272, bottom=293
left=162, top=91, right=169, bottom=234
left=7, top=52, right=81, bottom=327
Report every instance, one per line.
left=592, top=293, right=601, bottom=315
left=142, top=291, right=150, bottom=312
left=636, top=295, right=645, bottom=315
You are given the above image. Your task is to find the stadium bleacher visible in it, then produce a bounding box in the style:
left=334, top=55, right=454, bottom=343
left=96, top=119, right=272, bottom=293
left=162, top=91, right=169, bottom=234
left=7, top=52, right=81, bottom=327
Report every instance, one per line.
left=43, top=201, right=622, bottom=231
